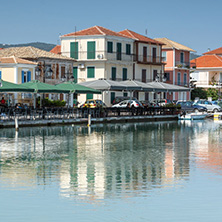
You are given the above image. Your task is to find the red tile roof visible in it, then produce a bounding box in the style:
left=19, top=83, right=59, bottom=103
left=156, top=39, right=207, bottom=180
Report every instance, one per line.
left=62, top=26, right=131, bottom=39
left=203, top=47, right=222, bottom=55
left=50, top=45, right=61, bottom=54
left=119, top=29, right=163, bottom=45
left=190, top=55, right=222, bottom=68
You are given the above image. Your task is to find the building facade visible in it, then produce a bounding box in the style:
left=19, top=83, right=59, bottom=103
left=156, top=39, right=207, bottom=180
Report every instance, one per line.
left=61, top=26, right=165, bottom=105
left=190, top=47, right=222, bottom=93
left=155, top=38, right=195, bottom=101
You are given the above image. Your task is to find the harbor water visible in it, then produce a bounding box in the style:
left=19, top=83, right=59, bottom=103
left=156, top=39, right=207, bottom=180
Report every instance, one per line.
left=0, top=120, right=222, bottom=221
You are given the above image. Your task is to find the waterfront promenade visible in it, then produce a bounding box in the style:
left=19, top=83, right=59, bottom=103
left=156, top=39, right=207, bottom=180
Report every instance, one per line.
left=0, top=106, right=179, bottom=128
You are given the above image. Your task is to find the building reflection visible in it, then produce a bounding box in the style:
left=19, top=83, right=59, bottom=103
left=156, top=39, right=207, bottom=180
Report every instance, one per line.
left=0, top=122, right=194, bottom=201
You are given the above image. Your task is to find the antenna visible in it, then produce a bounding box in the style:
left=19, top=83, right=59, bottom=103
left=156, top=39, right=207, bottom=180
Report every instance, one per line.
left=145, top=29, right=148, bottom=36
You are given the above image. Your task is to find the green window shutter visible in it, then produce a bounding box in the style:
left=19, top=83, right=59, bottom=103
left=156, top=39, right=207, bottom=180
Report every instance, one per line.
left=87, top=94, right=93, bottom=100
left=117, top=43, right=122, bottom=60
left=70, top=42, right=78, bottom=59
left=111, top=92, right=115, bottom=104
left=87, top=67, right=95, bottom=78
left=122, top=68, right=127, bottom=80
left=111, top=67, right=116, bottom=80
left=87, top=41, right=96, bottom=59
left=107, top=42, right=113, bottom=53
left=126, top=44, right=131, bottom=55
left=73, top=67, right=78, bottom=83
left=123, top=92, right=128, bottom=97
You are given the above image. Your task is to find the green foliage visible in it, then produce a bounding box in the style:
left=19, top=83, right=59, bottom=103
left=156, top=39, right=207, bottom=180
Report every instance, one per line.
left=165, top=103, right=181, bottom=108
left=191, top=88, right=207, bottom=100
left=37, top=97, right=66, bottom=107
left=206, top=88, right=219, bottom=101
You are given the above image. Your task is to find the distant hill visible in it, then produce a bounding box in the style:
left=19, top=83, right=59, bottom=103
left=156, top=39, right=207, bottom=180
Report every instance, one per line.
left=0, top=42, right=56, bottom=52
left=190, top=53, right=201, bottom=61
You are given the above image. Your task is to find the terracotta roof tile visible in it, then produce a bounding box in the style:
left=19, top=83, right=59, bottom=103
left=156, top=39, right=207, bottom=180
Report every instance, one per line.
left=62, top=25, right=132, bottom=39
left=50, top=45, right=61, bottom=54
left=155, top=38, right=196, bottom=52
left=119, top=29, right=163, bottom=44
left=203, top=47, right=222, bottom=55
left=190, top=55, right=222, bottom=68
left=0, top=56, right=37, bottom=65
left=0, top=46, right=75, bottom=61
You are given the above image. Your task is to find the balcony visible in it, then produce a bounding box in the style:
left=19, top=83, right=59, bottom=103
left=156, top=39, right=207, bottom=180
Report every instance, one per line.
left=175, top=61, right=190, bottom=69
left=175, top=81, right=189, bottom=87
left=70, top=51, right=133, bottom=62
left=133, top=55, right=165, bottom=65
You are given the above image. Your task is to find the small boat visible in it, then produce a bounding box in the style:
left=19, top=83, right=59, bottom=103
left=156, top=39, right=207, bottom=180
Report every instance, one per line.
left=214, top=113, right=222, bottom=122
left=178, top=112, right=208, bottom=120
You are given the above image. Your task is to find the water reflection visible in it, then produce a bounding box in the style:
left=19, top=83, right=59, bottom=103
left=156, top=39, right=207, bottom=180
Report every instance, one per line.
left=0, top=121, right=221, bottom=201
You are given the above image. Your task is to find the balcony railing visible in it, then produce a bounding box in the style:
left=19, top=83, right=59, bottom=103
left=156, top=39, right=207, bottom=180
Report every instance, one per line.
left=195, top=80, right=222, bottom=86
left=175, top=81, right=189, bottom=87
left=133, top=55, right=164, bottom=64
left=175, top=61, right=190, bottom=68
left=68, top=51, right=133, bottom=62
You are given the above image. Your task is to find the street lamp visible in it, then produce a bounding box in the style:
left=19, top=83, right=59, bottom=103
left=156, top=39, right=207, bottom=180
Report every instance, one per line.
left=155, top=71, right=166, bottom=82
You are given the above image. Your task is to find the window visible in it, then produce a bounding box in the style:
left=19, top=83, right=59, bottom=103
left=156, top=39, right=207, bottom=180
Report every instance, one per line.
left=122, top=68, right=127, bottom=80
left=117, top=43, right=122, bottom=60
left=73, top=67, right=78, bottom=83
left=184, top=73, right=187, bottom=85
left=111, top=67, right=116, bottom=80
left=180, top=52, right=184, bottom=64
left=87, top=94, right=93, bottom=100
left=61, top=66, right=65, bottom=78
left=70, top=42, right=78, bottom=59
left=87, top=67, right=95, bottom=78
left=123, top=92, right=128, bottom=97
left=153, top=70, right=158, bottom=81
left=164, top=72, right=170, bottom=81
left=177, top=72, right=181, bottom=85
left=111, top=92, right=115, bottom=104
left=142, top=69, right=146, bottom=83
left=87, top=41, right=96, bottom=59
left=107, top=42, right=113, bottom=53
left=22, top=70, right=31, bottom=83
left=162, top=51, right=167, bottom=62
left=126, top=44, right=131, bottom=55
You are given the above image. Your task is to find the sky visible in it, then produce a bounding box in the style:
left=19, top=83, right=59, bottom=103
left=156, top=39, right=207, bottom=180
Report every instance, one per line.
left=1, top=0, right=222, bottom=54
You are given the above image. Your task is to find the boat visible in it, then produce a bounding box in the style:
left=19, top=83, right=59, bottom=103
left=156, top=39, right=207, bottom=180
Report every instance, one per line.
left=214, top=113, right=222, bottom=122
left=178, top=112, right=208, bottom=120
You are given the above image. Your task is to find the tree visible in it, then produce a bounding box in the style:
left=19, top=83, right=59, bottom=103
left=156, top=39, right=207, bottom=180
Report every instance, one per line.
left=206, top=88, right=219, bottom=101
left=191, top=88, right=207, bottom=100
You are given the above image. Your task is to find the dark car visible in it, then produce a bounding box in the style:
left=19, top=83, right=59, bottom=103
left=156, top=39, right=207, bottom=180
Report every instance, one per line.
left=112, top=96, right=137, bottom=105
left=176, top=101, right=207, bottom=112
left=140, top=100, right=159, bottom=108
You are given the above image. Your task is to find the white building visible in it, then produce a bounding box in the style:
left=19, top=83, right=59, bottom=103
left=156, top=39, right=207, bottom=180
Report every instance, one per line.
left=61, top=26, right=165, bottom=105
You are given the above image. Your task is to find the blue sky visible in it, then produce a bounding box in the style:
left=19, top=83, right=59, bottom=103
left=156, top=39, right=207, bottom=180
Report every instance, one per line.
left=1, top=0, right=221, bottom=54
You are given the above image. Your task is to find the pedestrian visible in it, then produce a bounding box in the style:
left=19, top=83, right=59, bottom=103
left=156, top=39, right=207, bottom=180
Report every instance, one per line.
left=1, top=97, right=6, bottom=105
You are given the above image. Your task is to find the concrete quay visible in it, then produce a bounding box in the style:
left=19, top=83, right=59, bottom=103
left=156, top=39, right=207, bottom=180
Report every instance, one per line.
left=0, top=115, right=178, bottom=128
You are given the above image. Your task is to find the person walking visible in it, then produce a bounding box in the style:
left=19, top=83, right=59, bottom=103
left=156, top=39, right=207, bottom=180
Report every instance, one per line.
left=1, top=97, right=6, bottom=105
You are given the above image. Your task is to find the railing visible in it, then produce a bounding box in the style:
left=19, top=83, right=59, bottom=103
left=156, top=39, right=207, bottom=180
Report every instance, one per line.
left=195, top=81, right=222, bottom=86
left=175, top=61, right=190, bottom=68
left=68, top=51, right=134, bottom=62
left=0, top=107, right=180, bottom=122
left=133, top=55, right=164, bottom=64
left=175, top=81, right=189, bottom=87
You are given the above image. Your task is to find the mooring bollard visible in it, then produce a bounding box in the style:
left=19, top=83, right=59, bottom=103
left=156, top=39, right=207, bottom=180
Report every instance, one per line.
left=15, top=116, right=19, bottom=131
left=88, top=114, right=91, bottom=127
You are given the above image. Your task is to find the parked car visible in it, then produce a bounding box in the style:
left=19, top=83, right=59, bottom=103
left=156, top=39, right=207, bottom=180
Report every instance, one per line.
left=112, top=99, right=143, bottom=108
left=150, top=99, right=172, bottom=106
left=112, top=96, right=137, bottom=105
left=140, top=100, right=159, bottom=108
left=81, top=99, right=107, bottom=108
left=194, top=100, right=222, bottom=112
left=176, top=101, right=207, bottom=112
left=212, top=100, right=222, bottom=108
